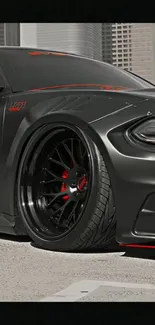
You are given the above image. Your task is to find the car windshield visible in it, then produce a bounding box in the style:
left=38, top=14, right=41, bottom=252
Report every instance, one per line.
left=0, top=48, right=154, bottom=92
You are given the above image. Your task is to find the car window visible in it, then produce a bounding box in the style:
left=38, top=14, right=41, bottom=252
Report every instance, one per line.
left=0, top=49, right=154, bottom=92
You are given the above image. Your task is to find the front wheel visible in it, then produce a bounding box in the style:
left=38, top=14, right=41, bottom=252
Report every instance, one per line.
left=17, top=123, right=116, bottom=251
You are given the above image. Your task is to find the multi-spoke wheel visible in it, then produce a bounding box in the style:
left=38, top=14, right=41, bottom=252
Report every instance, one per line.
left=17, top=124, right=116, bottom=251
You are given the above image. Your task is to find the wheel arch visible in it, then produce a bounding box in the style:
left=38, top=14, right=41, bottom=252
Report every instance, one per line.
left=5, top=113, right=103, bottom=217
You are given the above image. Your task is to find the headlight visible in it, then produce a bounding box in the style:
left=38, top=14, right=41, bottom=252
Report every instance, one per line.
left=132, top=119, right=155, bottom=144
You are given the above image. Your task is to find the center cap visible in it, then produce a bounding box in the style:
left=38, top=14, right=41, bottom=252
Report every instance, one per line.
left=77, top=175, right=88, bottom=192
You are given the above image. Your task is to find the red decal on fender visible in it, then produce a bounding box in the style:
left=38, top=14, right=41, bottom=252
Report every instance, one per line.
left=8, top=101, right=27, bottom=111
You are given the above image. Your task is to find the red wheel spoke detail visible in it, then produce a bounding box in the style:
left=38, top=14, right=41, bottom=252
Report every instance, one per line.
left=60, top=170, right=70, bottom=201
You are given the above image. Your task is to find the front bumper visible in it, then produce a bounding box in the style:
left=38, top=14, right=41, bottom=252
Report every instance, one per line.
left=91, top=100, right=155, bottom=245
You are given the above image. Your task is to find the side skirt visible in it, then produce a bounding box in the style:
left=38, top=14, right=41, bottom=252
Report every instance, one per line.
left=0, top=213, right=27, bottom=236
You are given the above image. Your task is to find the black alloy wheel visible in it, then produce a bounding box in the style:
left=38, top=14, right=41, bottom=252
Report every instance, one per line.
left=19, top=125, right=92, bottom=238
left=17, top=123, right=116, bottom=251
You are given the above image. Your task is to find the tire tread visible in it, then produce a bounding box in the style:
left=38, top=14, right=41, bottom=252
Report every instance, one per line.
left=72, top=152, right=116, bottom=250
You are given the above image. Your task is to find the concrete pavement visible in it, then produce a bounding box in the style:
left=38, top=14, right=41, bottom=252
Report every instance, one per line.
left=0, top=235, right=155, bottom=301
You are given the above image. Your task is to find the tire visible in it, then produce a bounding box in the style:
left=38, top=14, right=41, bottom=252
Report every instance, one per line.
left=17, top=123, right=116, bottom=252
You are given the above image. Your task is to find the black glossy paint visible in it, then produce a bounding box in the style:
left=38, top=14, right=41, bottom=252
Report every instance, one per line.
left=0, top=47, right=155, bottom=245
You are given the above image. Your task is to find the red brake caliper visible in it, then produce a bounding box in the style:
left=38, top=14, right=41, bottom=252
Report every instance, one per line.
left=78, top=176, right=88, bottom=191
left=61, top=170, right=70, bottom=201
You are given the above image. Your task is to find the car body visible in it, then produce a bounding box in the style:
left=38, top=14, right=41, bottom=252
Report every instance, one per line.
left=0, top=46, right=155, bottom=251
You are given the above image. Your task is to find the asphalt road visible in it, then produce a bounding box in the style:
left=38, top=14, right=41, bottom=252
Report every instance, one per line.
left=1, top=235, right=155, bottom=301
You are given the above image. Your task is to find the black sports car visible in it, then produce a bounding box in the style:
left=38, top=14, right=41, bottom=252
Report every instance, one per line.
left=0, top=46, right=155, bottom=252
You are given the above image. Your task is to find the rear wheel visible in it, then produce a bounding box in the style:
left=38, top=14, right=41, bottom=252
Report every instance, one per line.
left=17, top=124, right=116, bottom=251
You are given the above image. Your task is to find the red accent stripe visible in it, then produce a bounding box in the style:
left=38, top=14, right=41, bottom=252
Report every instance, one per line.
left=120, top=244, right=155, bottom=249
left=61, top=170, right=69, bottom=201
left=51, top=52, right=67, bottom=56
left=9, top=107, right=20, bottom=111
left=29, top=84, right=128, bottom=92
left=28, top=51, right=43, bottom=56
left=28, top=51, right=67, bottom=56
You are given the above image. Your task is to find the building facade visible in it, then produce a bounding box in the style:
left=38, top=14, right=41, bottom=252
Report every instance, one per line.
left=103, top=23, right=132, bottom=71
left=0, top=24, right=4, bottom=45
left=131, top=23, right=153, bottom=82
left=0, top=23, right=20, bottom=46
left=102, top=23, right=154, bottom=83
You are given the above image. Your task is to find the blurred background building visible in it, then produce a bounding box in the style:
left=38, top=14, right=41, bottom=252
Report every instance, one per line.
left=0, top=23, right=20, bottom=46
left=1, top=23, right=155, bottom=83
left=0, top=24, right=5, bottom=45
left=102, top=23, right=154, bottom=82
left=102, top=23, right=132, bottom=71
